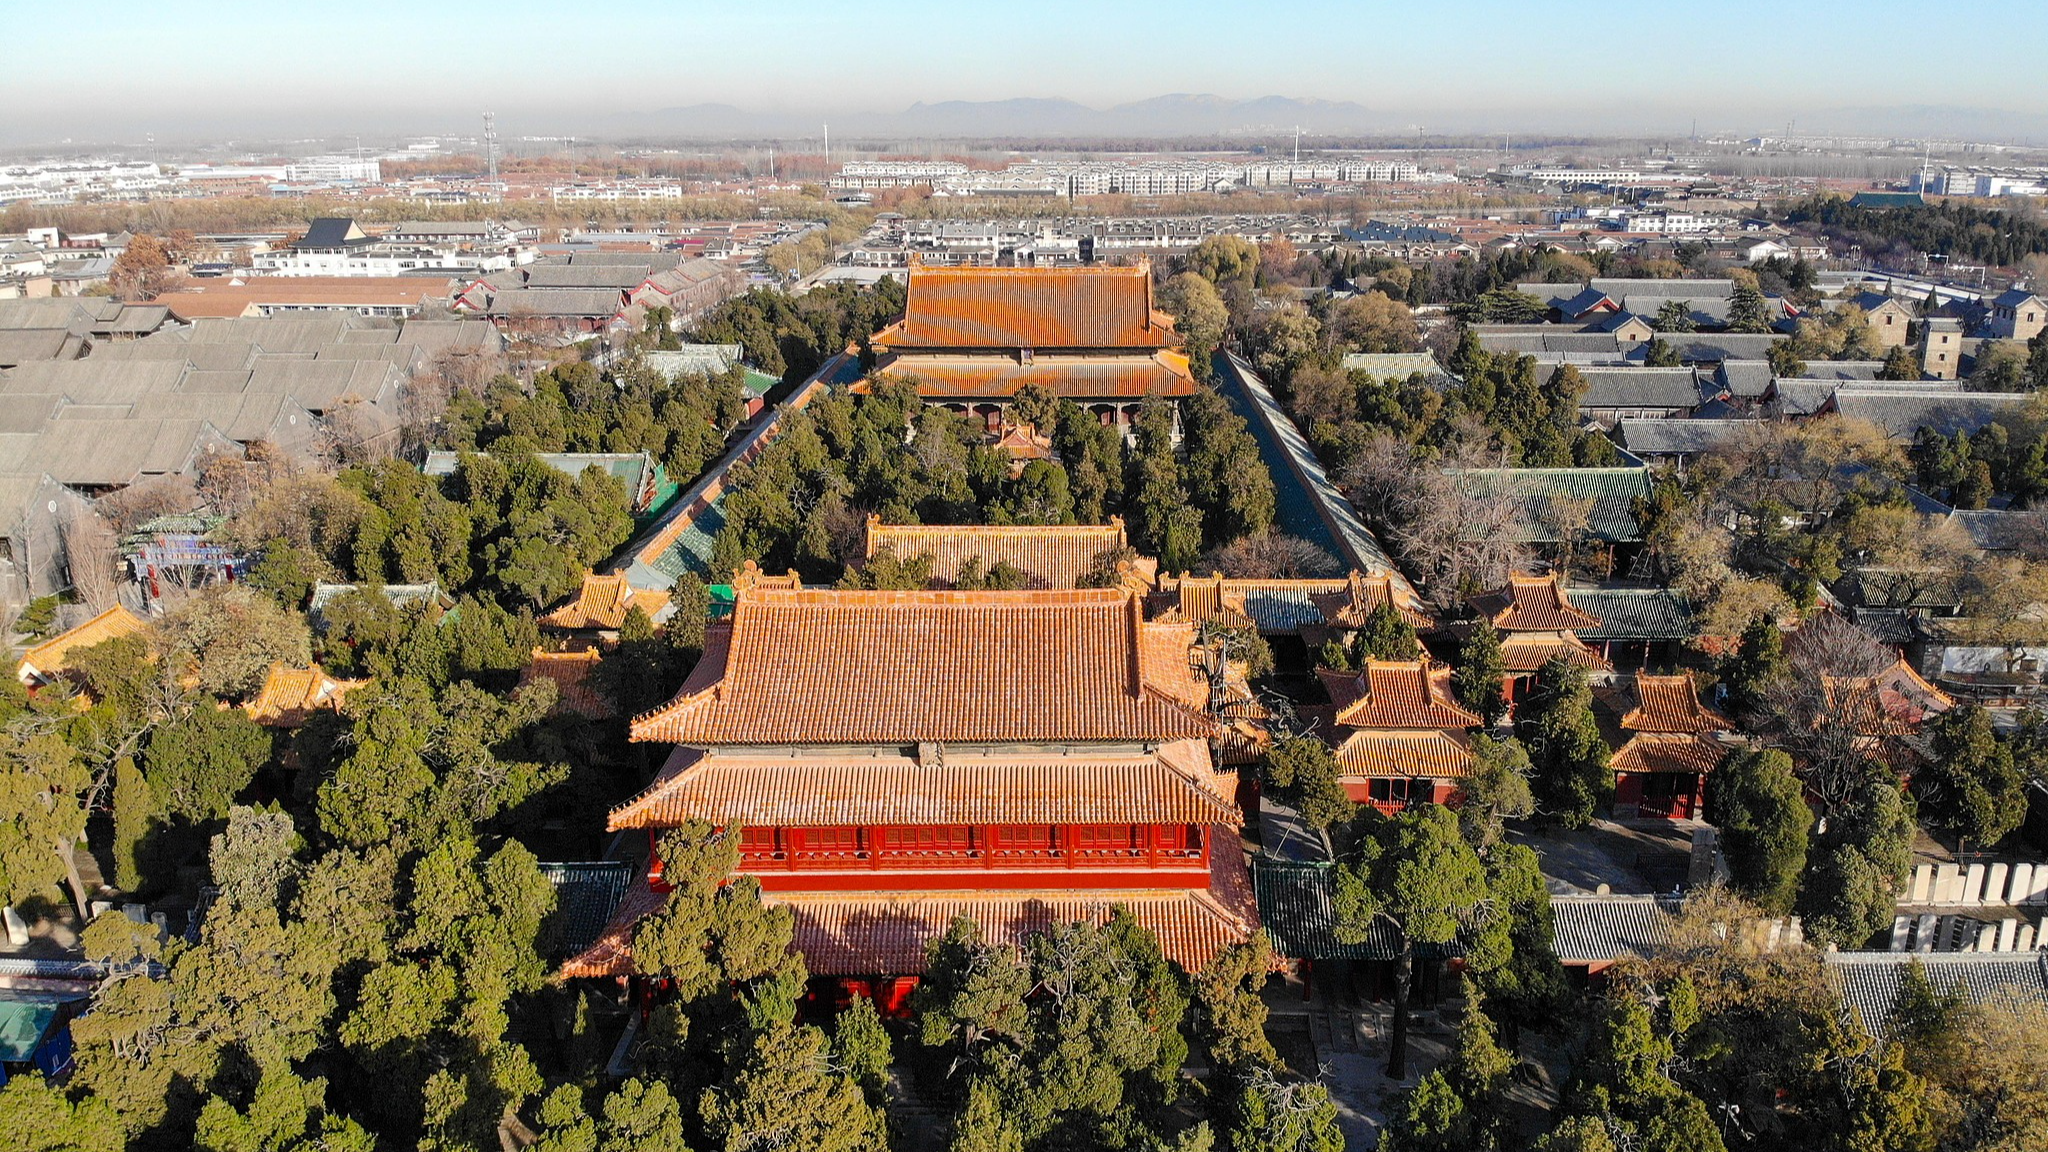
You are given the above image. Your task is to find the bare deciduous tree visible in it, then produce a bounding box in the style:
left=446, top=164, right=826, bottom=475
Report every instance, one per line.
left=1339, top=432, right=1530, bottom=605
left=62, top=508, right=123, bottom=613
left=96, top=473, right=198, bottom=535
left=1758, top=613, right=1911, bottom=812
left=1199, top=532, right=1342, bottom=579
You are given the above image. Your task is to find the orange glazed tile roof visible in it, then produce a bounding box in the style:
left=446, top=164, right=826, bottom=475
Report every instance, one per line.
left=871, top=351, right=1199, bottom=399
left=1610, top=732, right=1729, bottom=776
left=631, top=587, right=1217, bottom=746
left=608, top=740, right=1236, bottom=830
left=1327, top=661, right=1481, bottom=730
left=539, top=573, right=670, bottom=631
left=1310, top=571, right=1435, bottom=631
left=559, top=840, right=1257, bottom=979
left=18, top=605, right=147, bottom=682
left=1154, top=574, right=1259, bottom=631
left=1498, top=631, right=1612, bottom=674
left=1334, top=729, right=1475, bottom=778
left=991, top=421, right=1054, bottom=459
left=1621, top=674, right=1733, bottom=733
left=864, top=516, right=1146, bottom=590
left=243, top=663, right=366, bottom=726
left=874, top=265, right=1181, bottom=351
left=1820, top=660, right=1952, bottom=736
left=520, top=647, right=613, bottom=719
left=1471, top=573, right=1603, bottom=633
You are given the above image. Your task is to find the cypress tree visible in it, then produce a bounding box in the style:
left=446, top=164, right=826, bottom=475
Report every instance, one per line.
left=110, top=756, right=151, bottom=894
left=1454, top=622, right=1509, bottom=725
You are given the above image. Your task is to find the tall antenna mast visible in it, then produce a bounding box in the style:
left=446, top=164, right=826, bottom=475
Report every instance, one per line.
left=1292, top=125, right=1301, bottom=164
left=483, top=111, right=499, bottom=192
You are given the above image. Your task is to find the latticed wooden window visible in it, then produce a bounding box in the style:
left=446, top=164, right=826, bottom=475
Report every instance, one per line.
left=795, top=826, right=860, bottom=852
left=991, top=825, right=1056, bottom=850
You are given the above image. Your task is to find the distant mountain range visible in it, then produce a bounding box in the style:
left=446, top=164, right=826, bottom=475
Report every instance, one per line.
left=602, top=94, right=1400, bottom=140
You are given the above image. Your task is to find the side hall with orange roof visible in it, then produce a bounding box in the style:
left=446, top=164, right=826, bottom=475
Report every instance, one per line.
left=539, top=572, right=672, bottom=635
left=244, top=663, right=368, bottom=728
left=1314, top=659, right=1481, bottom=813
left=16, top=605, right=148, bottom=686
left=1604, top=673, right=1733, bottom=820
left=863, top=263, right=1200, bottom=439
left=563, top=583, right=1258, bottom=983
left=861, top=515, right=1154, bottom=591
left=519, top=647, right=613, bottom=720
left=1463, top=573, right=1611, bottom=697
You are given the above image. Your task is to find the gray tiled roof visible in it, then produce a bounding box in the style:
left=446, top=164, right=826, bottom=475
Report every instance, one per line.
left=1769, top=380, right=1838, bottom=415
left=1445, top=467, right=1655, bottom=543
left=1715, top=360, right=1775, bottom=397
left=1826, top=952, right=2048, bottom=1038
left=1474, top=326, right=1629, bottom=358
left=536, top=861, right=634, bottom=960
left=1829, top=389, right=2027, bottom=437
left=0, top=327, right=79, bottom=367
left=521, top=263, right=653, bottom=290
left=1577, top=367, right=1704, bottom=410
left=1551, top=894, right=1680, bottom=962
left=1238, top=586, right=1328, bottom=633
left=1947, top=509, right=2048, bottom=553
left=1593, top=278, right=1733, bottom=300
left=1674, top=334, right=1784, bottom=363
left=1615, top=418, right=1749, bottom=457
left=478, top=287, right=627, bottom=319
left=1339, top=352, right=1449, bottom=380
left=0, top=358, right=186, bottom=405
left=1571, top=588, right=1694, bottom=641
left=1253, top=859, right=1469, bottom=962
left=1792, top=360, right=1889, bottom=381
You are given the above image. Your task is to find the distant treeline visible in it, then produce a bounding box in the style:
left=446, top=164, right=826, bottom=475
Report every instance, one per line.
left=1785, top=194, right=2048, bottom=266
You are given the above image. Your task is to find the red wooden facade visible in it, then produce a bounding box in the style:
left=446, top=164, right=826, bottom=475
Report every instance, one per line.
left=1343, top=778, right=1461, bottom=816
left=1612, top=769, right=1699, bottom=820
left=729, top=822, right=1211, bottom=890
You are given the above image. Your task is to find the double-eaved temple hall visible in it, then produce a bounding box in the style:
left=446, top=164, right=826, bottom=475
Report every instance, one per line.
left=565, top=579, right=1259, bottom=988
left=866, top=262, right=1200, bottom=432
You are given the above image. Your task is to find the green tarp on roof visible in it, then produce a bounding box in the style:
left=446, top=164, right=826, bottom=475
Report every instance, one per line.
left=0, top=999, right=60, bottom=1063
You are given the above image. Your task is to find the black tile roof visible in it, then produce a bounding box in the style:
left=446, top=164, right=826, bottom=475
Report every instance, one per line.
left=1551, top=894, right=1680, bottom=962
left=537, top=861, right=634, bottom=959
left=1252, top=859, right=1469, bottom=962
left=1571, top=588, right=1694, bottom=641
left=1826, top=952, right=2048, bottom=1038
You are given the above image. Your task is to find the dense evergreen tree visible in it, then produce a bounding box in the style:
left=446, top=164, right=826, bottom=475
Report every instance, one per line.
left=1454, top=622, right=1509, bottom=725
left=1706, top=748, right=1810, bottom=914
left=1524, top=656, right=1610, bottom=827
left=1333, top=805, right=1493, bottom=1077
left=1914, top=704, right=2027, bottom=846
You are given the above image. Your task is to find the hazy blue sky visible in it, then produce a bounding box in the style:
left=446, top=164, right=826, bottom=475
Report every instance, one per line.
left=5, top=0, right=2046, bottom=142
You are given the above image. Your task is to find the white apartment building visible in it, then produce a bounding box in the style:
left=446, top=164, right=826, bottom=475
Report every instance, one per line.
left=284, top=157, right=382, bottom=182
left=1515, top=167, right=1646, bottom=185
left=550, top=183, right=687, bottom=202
